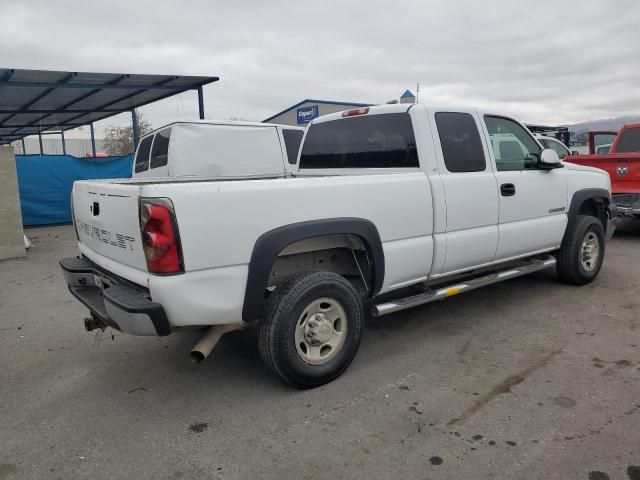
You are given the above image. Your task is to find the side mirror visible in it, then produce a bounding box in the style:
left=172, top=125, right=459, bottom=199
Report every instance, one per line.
left=571, top=150, right=580, bottom=155
left=540, top=149, right=563, bottom=169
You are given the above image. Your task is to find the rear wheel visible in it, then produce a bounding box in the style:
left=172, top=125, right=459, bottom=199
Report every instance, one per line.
left=556, top=215, right=605, bottom=285
left=258, top=272, right=363, bottom=388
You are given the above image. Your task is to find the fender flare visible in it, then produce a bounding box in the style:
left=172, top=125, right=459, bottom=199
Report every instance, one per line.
left=565, top=188, right=612, bottom=238
left=242, top=217, right=385, bottom=322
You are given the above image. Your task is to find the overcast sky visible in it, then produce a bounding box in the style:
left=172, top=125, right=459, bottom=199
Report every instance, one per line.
left=2, top=0, right=639, bottom=134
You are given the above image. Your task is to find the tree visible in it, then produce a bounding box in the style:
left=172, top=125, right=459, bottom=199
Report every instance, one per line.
left=102, top=110, right=153, bottom=156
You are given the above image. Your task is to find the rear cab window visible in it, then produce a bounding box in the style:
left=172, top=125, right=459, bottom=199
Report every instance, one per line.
left=299, top=113, right=418, bottom=169
left=134, top=135, right=153, bottom=173
left=615, top=128, right=640, bottom=153
left=150, top=128, right=171, bottom=169
left=282, top=129, right=304, bottom=165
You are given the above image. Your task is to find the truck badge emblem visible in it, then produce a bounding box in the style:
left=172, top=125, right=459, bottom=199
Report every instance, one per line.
left=617, top=166, right=629, bottom=176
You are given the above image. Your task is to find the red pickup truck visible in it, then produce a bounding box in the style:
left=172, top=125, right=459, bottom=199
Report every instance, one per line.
left=566, top=124, right=640, bottom=217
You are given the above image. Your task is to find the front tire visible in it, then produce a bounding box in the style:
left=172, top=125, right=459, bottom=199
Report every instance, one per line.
left=556, top=215, right=605, bottom=285
left=258, top=272, right=364, bottom=388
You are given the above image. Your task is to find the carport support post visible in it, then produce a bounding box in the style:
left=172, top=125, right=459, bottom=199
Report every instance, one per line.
left=89, top=123, right=96, bottom=157
left=197, top=86, right=205, bottom=119
left=131, top=109, right=139, bottom=150
left=60, top=130, right=66, bottom=155
left=38, top=132, right=43, bottom=154
left=20, top=138, right=26, bottom=155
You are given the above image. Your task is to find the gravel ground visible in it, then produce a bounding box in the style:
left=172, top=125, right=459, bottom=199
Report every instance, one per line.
left=1, top=221, right=639, bottom=480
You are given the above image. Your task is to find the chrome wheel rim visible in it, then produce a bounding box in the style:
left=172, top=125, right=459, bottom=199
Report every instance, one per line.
left=294, top=297, right=347, bottom=365
left=581, top=231, right=600, bottom=272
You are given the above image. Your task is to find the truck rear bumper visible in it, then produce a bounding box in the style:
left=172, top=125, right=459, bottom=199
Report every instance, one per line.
left=613, top=193, right=640, bottom=216
left=59, top=257, right=171, bottom=336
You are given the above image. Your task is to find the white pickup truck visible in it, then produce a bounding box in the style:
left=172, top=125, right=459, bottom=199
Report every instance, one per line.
left=132, top=120, right=305, bottom=178
left=60, top=103, right=616, bottom=388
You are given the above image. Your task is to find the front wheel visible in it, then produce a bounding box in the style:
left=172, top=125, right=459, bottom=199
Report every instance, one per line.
left=556, top=215, right=605, bottom=285
left=258, top=272, right=364, bottom=388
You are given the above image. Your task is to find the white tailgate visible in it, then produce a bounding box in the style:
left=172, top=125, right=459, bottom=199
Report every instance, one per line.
left=72, top=181, right=149, bottom=284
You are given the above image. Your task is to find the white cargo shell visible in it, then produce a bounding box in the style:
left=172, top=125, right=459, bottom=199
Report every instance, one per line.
left=133, top=121, right=304, bottom=178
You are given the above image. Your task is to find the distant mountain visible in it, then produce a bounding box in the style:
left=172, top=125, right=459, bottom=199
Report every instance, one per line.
left=566, top=116, right=640, bottom=135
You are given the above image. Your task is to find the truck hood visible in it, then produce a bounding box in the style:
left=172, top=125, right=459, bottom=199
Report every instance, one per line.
left=562, top=161, right=609, bottom=177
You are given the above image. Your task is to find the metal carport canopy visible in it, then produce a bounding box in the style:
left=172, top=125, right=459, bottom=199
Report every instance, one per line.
left=0, top=68, right=219, bottom=145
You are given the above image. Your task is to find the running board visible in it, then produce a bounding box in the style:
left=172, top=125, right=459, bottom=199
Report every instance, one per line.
left=371, top=255, right=556, bottom=317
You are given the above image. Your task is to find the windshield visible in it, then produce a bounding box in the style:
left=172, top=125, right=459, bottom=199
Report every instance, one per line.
left=540, top=138, right=569, bottom=159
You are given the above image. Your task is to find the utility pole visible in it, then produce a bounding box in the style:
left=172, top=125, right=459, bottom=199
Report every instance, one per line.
left=416, top=82, right=420, bottom=104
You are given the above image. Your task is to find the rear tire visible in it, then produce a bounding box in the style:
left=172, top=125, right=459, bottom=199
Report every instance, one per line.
left=258, top=272, right=363, bottom=388
left=556, top=215, right=605, bottom=285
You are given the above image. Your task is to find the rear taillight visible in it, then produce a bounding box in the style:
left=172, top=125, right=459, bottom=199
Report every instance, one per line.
left=342, top=107, right=369, bottom=117
left=139, top=198, right=183, bottom=274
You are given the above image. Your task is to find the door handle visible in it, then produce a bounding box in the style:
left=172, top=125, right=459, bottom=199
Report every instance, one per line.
left=500, top=183, right=516, bottom=197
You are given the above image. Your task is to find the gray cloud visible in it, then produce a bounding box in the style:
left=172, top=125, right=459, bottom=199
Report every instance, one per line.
left=1, top=0, right=639, bottom=133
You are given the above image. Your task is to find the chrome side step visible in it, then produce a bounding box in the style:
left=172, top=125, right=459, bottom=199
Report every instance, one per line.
left=371, top=254, right=557, bottom=317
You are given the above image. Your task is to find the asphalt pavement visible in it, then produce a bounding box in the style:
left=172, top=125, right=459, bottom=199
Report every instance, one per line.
left=1, top=222, right=639, bottom=480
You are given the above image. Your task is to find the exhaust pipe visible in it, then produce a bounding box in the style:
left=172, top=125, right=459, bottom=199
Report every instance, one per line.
left=190, top=322, right=245, bottom=363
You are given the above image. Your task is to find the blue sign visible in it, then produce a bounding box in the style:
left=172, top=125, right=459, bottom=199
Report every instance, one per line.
left=296, top=105, right=319, bottom=124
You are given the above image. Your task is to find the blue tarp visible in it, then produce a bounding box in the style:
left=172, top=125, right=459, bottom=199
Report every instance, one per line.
left=15, top=154, right=133, bottom=226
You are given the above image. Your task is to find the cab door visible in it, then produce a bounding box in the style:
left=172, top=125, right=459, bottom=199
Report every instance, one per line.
left=429, top=109, right=499, bottom=274
left=482, top=115, right=568, bottom=261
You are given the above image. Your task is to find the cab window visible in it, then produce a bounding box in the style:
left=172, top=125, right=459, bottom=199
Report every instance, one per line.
left=541, top=138, right=569, bottom=159
left=282, top=129, right=304, bottom=165
left=299, top=113, right=418, bottom=169
left=150, top=128, right=171, bottom=169
left=435, top=112, right=486, bottom=172
left=615, top=128, right=640, bottom=153
left=134, top=135, right=153, bottom=173
left=485, top=116, right=542, bottom=171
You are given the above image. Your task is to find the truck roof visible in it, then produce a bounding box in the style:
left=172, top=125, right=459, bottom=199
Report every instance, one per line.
left=310, top=103, right=414, bottom=124
left=309, top=103, right=522, bottom=125
left=141, top=120, right=304, bottom=140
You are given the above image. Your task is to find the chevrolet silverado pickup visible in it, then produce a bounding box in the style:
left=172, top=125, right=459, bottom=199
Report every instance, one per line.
left=566, top=124, right=640, bottom=216
left=61, top=104, right=615, bottom=388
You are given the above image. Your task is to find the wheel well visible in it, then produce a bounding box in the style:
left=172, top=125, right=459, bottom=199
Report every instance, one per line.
left=242, top=218, right=385, bottom=322
left=268, top=234, right=373, bottom=297
left=578, top=198, right=607, bottom=230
